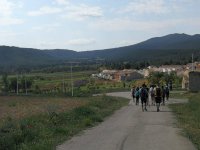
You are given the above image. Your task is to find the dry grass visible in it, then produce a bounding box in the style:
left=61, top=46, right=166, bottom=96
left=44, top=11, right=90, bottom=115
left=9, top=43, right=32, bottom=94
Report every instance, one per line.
left=0, top=96, right=88, bottom=121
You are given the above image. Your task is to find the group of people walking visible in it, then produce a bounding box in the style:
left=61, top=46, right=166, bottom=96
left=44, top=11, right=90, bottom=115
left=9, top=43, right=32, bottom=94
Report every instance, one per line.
left=131, top=83, right=170, bottom=112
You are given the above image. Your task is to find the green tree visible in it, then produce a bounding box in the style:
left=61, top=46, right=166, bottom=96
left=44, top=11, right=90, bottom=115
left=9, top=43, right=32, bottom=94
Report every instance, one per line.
left=21, top=76, right=33, bottom=92
left=9, top=77, right=17, bottom=93
left=2, top=74, right=9, bottom=93
left=148, top=72, right=164, bottom=85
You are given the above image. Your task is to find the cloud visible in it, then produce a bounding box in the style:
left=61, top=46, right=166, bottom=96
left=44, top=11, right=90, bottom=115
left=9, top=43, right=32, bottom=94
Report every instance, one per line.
left=121, top=0, right=169, bottom=14
left=28, top=2, right=102, bottom=21
left=0, top=17, right=23, bottom=25
left=0, top=0, right=24, bottom=25
left=63, top=4, right=103, bottom=21
left=28, top=6, right=62, bottom=16
left=56, top=0, right=69, bottom=5
left=32, top=23, right=61, bottom=32
left=89, top=18, right=189, bottom=32
left=66, top=38, right=96, bottom=46
left=0, top=0, right=14, bottom=16
left=0, top=30, right=20, bottom=37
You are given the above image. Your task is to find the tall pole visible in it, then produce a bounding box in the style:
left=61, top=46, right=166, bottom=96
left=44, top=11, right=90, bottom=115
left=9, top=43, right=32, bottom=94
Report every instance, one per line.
left=17, top=74, right=19, bottom=95
left=63, top=74, right=65, bottom=93
left=71, top=63, right=74, bottom=97
left=192, top=53, right=194, bottom=71
left=25, top=74, right=27, bottom=95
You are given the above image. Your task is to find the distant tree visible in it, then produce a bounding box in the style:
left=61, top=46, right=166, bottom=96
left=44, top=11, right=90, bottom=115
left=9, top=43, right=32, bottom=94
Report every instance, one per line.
left=9, top=77, right=17, bottom=93
left=123, top=62, right=131, bottom=69
left=34, top=85, right=41, bottom=94
left=20, top=76, right=33, bottom=92
left=148, top=72, right=164, bottom=85
left=2, top=74, right=9, bottom=93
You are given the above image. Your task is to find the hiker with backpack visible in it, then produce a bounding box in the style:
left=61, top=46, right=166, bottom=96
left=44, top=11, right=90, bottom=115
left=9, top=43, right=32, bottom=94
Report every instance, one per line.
left=165, top=85, right=170, bottom=100
left=131, top=87, right=135, bottom=103
left=161, top=86, right=166, bottom=105
left=155, top=85, right=162, bottom=112
left=140, top=84, right=148, bottom=111
left=134, top=87, right=140, bottom=105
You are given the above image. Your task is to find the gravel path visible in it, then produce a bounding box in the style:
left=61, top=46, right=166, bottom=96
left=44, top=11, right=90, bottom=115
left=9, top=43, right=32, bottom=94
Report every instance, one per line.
left=57, top=92, right=196, bottom=150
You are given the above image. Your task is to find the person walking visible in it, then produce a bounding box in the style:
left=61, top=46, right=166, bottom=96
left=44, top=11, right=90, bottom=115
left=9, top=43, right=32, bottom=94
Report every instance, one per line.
left=155, top=85, right=162, bottom=112
left=161, top=85, right=166, bottom=105
left=131, top=87, right=135, bottom=103
left=140, top=84, right=148, bottom=111
left=165, top=85, right=170, bottom=100
left=135, top=87, right=140, bottom=105
left=150, top=86, right=155, bottom=106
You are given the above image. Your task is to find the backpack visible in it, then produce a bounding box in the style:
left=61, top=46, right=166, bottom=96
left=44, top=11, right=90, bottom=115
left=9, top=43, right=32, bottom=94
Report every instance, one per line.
left=141, top=88, right=147, bottom=98
left=150, top=88, right=155, bottom=96
left=135, top=90, right=139, bottom=97
left=156, top=87, right=161, bottom=97
left=165, top=87, right=169, bottom=94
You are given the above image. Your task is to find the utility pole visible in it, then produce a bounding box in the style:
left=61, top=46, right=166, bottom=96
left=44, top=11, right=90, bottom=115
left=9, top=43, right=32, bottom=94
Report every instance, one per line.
left=71, top=63, right=74, bottom=97
left=25, top=74, right=27, bottom=95
left=17, top=74, right=19, bottom=95
left=63, top=74, right=65, bottom=93
left=192, top=53, right=194, bottom=71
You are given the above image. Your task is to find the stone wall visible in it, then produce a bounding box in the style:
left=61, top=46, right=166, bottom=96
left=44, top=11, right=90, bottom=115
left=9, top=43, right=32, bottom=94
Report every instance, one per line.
left=189, top=71, right=200, bottom=92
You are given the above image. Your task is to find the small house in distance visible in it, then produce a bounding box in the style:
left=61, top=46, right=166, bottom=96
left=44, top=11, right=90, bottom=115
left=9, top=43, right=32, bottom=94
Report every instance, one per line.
left=114, top=69, right=144, bottom=82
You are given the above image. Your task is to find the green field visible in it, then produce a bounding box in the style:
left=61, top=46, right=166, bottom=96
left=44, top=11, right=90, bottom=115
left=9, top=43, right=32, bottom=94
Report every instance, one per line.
left=0, top=70, right=132, bottom=96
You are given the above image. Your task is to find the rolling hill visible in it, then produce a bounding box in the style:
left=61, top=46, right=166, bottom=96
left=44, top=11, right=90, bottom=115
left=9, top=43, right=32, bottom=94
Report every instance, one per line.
left=1, top=33, right=200, bottom=70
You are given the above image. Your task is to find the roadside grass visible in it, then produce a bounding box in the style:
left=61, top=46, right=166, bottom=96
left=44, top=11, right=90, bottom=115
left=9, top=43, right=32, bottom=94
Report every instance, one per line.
left=170, top=92, right=200, bottom=150
left=169, top=90, right=196, bottom=99
left=0, top=95, right=129, bottom=150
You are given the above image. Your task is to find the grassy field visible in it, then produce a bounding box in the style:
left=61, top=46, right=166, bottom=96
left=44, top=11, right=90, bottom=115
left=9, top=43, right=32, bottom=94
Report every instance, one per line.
left=0, top=95, right=129, bottom=150
left=170, top=92, right=200, bottom=150
left=0, top=96, right=88, bottom=121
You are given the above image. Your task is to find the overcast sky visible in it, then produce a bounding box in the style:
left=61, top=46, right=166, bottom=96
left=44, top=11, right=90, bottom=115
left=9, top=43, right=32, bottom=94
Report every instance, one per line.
left=0, top=0, right=200, bottom=51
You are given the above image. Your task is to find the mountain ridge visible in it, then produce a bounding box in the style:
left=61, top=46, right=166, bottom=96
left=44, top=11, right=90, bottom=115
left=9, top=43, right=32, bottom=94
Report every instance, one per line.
left=1, top=33, right=200, bottom=70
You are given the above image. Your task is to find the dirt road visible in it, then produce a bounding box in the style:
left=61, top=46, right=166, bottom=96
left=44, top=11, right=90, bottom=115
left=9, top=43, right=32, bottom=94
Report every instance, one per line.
left=57, top=92, right=196, bottom=150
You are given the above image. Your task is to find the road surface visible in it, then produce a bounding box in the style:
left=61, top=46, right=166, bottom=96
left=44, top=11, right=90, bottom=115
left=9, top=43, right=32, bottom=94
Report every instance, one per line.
left=57, top=92, right=196, bottom=150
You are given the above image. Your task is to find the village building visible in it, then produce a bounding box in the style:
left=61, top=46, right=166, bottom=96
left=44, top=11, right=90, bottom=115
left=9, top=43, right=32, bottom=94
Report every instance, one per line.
left=144, top=65, right=184, bottom=77
left=186, top=62, right=200, bottom=71
left=114, top=69, right=144, bottom=82
left=182, top=70, right=189, bottom=89
left=182, top=62, right=200, bottom=90
left=188, top=71, right=200, bottom=92
left=158, top=65, right=185, bottom=75
left=143, top=66, right=159, bottom=78
left=94, top=69, right=144, bottom=82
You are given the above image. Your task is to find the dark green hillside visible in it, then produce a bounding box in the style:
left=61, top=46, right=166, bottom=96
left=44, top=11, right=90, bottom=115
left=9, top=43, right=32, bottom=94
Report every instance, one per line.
left=1, top=33, right=200, bottom=71
left=44, top=49, right=78, bottom=59
left=0, top=46, right=54, bottom=67
left=69, top=33, right=200, bottom=62
left=132, top=33, right=200, bottom=50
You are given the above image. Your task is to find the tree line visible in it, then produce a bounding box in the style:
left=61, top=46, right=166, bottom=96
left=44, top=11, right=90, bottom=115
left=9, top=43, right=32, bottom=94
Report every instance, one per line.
left=1, top=74, right=33, bottom=94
